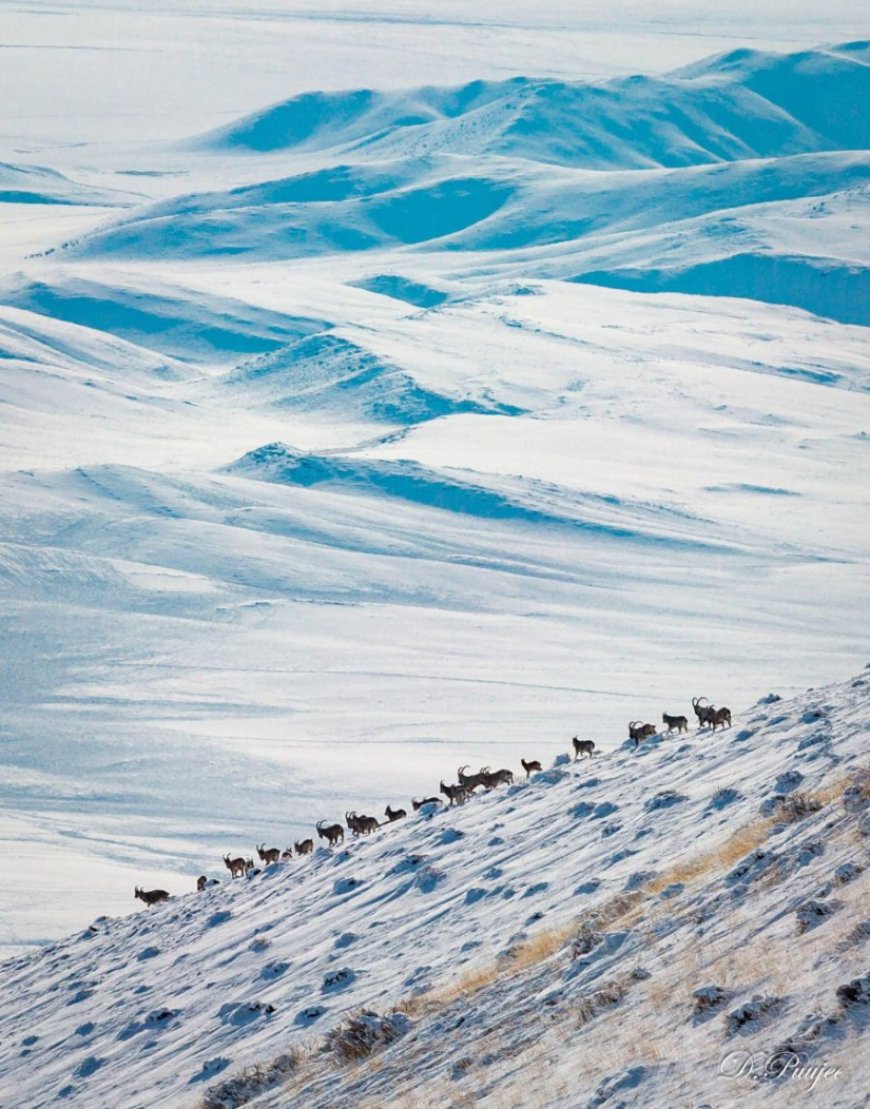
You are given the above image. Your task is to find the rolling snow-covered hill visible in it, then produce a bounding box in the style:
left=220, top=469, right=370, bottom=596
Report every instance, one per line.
left=0, top=673, right=866, bottom=1108
left=0, top=11, right=868, bottom=1045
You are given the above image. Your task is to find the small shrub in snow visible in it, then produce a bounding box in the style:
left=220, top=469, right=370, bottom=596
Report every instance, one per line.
left=576, top=979, right=628, bottom=1027
left=587, top=1066, right=647, bottom=1109
left=836, top=974, right=870, bottom=1009
left=693, top=985, right=729, bottom=1015
left=709, top=786, right=742, bottom=811
left=843, top=769, right=870, bottom=813
left=833, top=861, right=863, bottom=885
left=773, top=792, right=823, bottom=822
left=644, top=790, right=688, bottom=812
left=774, top=770, right=804, bottom=794
left=327, top=1010, right=411, bottom=1063
left=796, top=899, right=842, bottom=933
left=322, top=967, right=356, bottom=992
left=727, top=995, right=783, bottom=1034
left=201, top=1053, right=298, bottom=1109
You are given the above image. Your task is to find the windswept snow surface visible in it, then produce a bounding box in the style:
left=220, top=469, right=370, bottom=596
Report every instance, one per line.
left=0, top=674, right=867, bottom=1108
left=0, top=0, right=868, bottom=1031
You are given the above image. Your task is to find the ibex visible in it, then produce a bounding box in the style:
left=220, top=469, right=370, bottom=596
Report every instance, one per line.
left=223, top=853, right=247, bottom=879
left=346, top=811, right=378, bottom=836
left=481, top=767, right=513, bottom=788
left=385, top=804, right=407, bottom=822
left=356, top=814, right=380, bottom=835
left=412, top=797, right=441, bottom=810
left=457, top=765, right=489, bottom=792
left=294, top=838, right=314, bottom=855
left=629, top=721, right=657, bottom=747
left=280, top=848, right=293, bottom=861
left=710, top=706, right=732, bottom=731
left=662, top=712, right=688, bottom=734
left=134, top=886, right=169, bottom=907
left=572, top=737, right=595, bottom=759
left=196, top=875, right=207, bottom=892
left=256, top=843, right=281, bottom=864
left=521, top=757, right=542, bottom=777
left=440, top=780, right=471, bottom=805
left=692, top=697, right=717, bottom=728
left=316, top=820, right=344, bottom=846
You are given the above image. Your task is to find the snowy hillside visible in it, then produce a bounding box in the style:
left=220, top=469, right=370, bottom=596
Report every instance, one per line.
left=0, top=673, right=867, bottom=1108
left=0, top=0, right=868, bottom=1031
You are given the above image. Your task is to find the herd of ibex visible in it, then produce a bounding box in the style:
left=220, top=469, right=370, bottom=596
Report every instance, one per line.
left=132, top=695, right=731, bottom=907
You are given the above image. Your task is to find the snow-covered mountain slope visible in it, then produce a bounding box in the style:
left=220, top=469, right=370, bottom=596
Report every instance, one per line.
left=1, top=277, right=868, bottom=956
left=0, top=20, right=868, bottom=983
left=0, top=673, right=866, bottom=1108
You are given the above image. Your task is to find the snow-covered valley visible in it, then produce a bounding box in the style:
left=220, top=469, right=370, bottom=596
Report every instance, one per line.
left=0, top=1, right=868, bottom=1102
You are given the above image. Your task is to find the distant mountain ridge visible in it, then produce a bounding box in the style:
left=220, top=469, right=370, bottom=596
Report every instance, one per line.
left=195, top=42, right=869, bottom=167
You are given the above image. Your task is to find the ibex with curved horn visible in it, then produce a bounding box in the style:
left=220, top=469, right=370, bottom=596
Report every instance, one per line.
left=316, top=820, right=344, bottom=846
left=629, top=721, right=656, bottom=747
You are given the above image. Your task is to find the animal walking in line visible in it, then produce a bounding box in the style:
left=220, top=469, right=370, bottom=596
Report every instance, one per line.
left=692, top=696, right=716, bottom=728
left=661, top=712, right=688, bottom=734
left=629, top=721, right=657, bottom=747
left=316, top=820, right=344, bottom=846
left=134, top=887, right=169, bottom=907
left=710, top=706, right=732, bottom=731
left=256, top=844, right=281, bottom=865
left=294, top=839, right=314, bottom=855
left=196, top=875, right=207, bottom=892
left=692, top=697, right=732, bottom=731
left=572, top=737, right=595, bottom=759
left=481, top=767, right=514, bottom=788
left=457, top=765, right=490, bottom=792
left=346, top=811, right=379, bottom=836
left=280, top=848, right=293, bottom=861
left=384, top=804, right=407, bottom=822
left=223, top=853, right=247, bottom=879
left=521, top=757, right=542, bottom=778
left=440, top=780, right=471, bottom=806
left=412, top=797, right=441, bottom=811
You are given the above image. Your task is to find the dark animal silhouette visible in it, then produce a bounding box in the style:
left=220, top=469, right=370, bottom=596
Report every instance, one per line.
left=134, top=887, right=169, bottom=907
left=572, top=737, right=596, bottom=759
left=316, top=820, right=344, bottom=846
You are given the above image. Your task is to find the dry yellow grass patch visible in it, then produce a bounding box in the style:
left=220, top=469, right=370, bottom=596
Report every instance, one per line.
left=643, top=818, right=775, bottom=896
